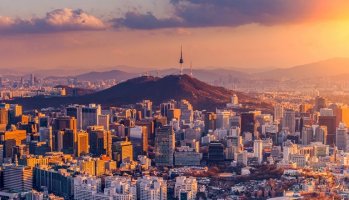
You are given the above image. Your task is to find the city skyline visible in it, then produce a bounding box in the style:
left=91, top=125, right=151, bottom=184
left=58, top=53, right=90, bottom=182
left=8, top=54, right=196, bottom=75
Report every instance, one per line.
left=2, top=1, right=349, bottom=69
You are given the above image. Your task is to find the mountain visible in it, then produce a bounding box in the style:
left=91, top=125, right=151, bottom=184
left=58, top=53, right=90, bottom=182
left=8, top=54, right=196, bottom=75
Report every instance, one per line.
left=255, top=57, right=349, bottom=80
left=74, top=70, right=137, bottom=81
left=9, top=75, right=271, bottom=112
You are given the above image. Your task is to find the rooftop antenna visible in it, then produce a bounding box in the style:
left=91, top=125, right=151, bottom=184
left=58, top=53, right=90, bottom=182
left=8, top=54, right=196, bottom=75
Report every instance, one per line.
left=179, top=45, right=184, bottom=75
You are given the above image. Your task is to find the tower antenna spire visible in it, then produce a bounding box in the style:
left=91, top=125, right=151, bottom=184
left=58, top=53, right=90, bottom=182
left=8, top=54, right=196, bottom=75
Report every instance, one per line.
left=179, top=45, right=184, bottom=75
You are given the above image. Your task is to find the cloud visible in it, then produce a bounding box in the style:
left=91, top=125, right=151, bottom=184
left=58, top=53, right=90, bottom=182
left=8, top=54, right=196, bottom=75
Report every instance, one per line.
left=112, top=0, right=349, bottom=29
left=0, top=8, right=105, bottom=34
left=112, top=12, right=181, bottom=29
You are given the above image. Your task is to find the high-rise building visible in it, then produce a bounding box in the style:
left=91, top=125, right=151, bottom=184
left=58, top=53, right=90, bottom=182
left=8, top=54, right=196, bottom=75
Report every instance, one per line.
left=57, top=129, right=76, bottom=155
left=282, top=110, right=296, bottom=134
left=336, top=123, right=348, bottom=151
left=241, top=112, right=257, bottom=139
left=216, top=110, right=231, bottom=130
left=334, top=105, right=349, bottom=127
left=81, top=104, right=102, bottom=130
left=76, top=131, right=89, bottom=157
left=0, top=107, right=8, bottom=125
left=208, top=141, right=225, bottom=163
left=314, top=125, right=327, bottom=144
left=160, top=101, right=176, bottom=117
left=53, top=116, right=77, bottom=133
left=39, top=127, right=53, bottom=151
left=34, top=166, right=74, bottom=199
left=155, top=125, right=175, bottom=167
left=3, top=164, right=33, bottom=192
left=87, top=126, right=112, bottom=157
left=129, top=125, right=148, bottom=158
left=66, top=104, right=83, bottom=130
left=319, top=115, right=336, bottom=145
left=167, top=109, right=181, bottom=122
left=274, top=104, right=284, bottom=122
left=204, top=112, right=216, bottom=134
left=8, top=104, right=22, bottom=125
left=253, top=140, right=263, bottom=164
left=180, top=100, right=194, bottom=125
left=0, top=129, right=27, bottom=159
left=98, top=114, right=110, bottom=131
left=314, top=96, right=327, bottom=112
left=113, top=140, right=133, bottom=164
left=302, top=126, right=313, bottom=145
left=136, top=100, right=153, bottom=118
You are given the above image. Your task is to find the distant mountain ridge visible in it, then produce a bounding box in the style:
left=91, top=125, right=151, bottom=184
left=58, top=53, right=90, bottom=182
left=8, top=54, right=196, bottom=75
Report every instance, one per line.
left=9, top=74, right=271, bottom=112
left=74, top=70, right=137, bottom=81
left=254, top=57, right=349, bottom=80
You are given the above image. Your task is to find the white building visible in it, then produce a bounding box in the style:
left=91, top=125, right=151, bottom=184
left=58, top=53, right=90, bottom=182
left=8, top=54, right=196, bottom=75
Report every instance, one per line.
left=253, top=140, right=263, bottom=164
left=137, top=176, right=167, bottom=200
left=73, top=175, right=101, bottom=200
left=174, top=176, right=197, bottom=200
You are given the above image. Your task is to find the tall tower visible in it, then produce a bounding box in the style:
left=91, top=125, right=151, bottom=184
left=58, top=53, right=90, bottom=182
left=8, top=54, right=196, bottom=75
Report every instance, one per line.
left=179, top=45, right=184, bottom=75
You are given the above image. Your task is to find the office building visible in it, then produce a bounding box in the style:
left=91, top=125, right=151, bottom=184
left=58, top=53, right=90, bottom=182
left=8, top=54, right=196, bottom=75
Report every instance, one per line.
left=0, top=129, right=27, bottom=159
left=3, top=164, right=33, bottom=192
left=76, top=131, right=89, bottom=157
left=282, top=110, right=296, bottom=134
left=98, top=114, right=110, bottom=131
left=319, top=115, right=336, bottom=145
left=180, top=100, right=194, bottom=124
left=129, top=125, right=148, bottom=158
left=155, top=125, right=175, bottom=167
left=241, top=112, right=257, bottom=139
left=87, top=126, right=112, bottom=157
left=216, top=110, right=231, bottom=130
left=81, top=104, right=102, bottom=130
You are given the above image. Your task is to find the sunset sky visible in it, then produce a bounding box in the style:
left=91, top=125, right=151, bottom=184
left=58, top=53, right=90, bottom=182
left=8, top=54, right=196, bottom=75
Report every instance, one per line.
left=1, top=0, right=349, bottom=70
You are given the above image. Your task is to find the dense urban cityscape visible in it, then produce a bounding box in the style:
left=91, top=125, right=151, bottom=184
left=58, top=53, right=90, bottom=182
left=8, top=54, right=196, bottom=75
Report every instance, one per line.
left=1, top=68, right=349, bottom=200
left=3, top=1, right=349, bottom=200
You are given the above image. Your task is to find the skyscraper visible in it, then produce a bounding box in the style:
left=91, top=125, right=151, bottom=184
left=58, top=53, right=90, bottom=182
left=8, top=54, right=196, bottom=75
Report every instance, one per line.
left=0, top=129, right=27, bottom=159
left=180, top=100, right=194, bottom=125
left=336, top=123, right=348, bottom=151
left=253, top=140, right=263, bottom=164
left=314, top=96, right=327, bottom=112
left=155, top=125, right=175, bottom=167
left=274, top=104, right=284, bottom=122
left=97, top=114, right=110, bottom=131
left=216, top=110, right=231, bottom=130
left=319, top=115, right=336, bottom=145
left=282, top=110, right=296, bottom=134
left=3, top=164, right=33, bottom=192
left=87, top=126, right=112, bottom=157
left=81, top=104, right=102, bottom=130
left=204, top=112, right=216, bottom=134
left=241, top=112, right=257, bottom=139
left=129, top=125, right=148, bottom=158
left=76, top=131, right=89, bottom=157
